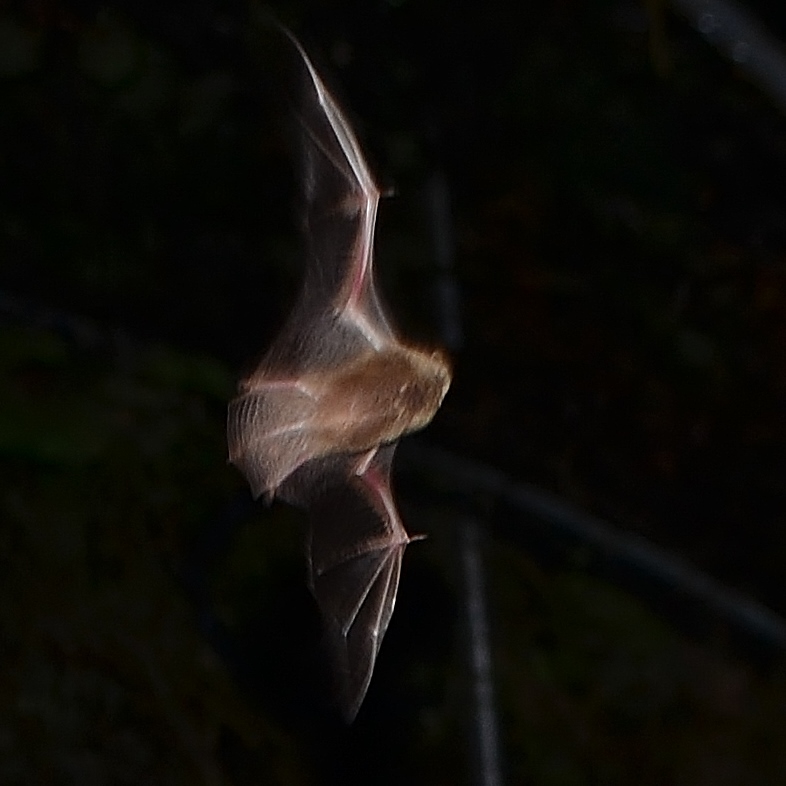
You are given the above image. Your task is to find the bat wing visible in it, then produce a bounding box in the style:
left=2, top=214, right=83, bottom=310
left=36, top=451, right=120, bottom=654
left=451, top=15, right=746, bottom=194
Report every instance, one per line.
left=300, top=443, right=414, bottom=721
left=267, top=30, right=394, bottom=372
left=227, top=379, right=320, bottom=498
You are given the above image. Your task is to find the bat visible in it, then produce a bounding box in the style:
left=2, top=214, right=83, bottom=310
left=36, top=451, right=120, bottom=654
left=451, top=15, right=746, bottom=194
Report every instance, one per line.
left=227, top=27, right=451, bottom=721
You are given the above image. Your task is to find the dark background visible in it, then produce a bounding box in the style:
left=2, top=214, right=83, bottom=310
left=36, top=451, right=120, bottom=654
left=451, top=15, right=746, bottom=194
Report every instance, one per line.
left=3, top=0, right=786, bottom=783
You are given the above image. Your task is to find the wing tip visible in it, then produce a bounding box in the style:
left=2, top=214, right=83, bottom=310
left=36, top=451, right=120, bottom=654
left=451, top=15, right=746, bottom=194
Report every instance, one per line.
left=324, top=625, right=377, bottom=724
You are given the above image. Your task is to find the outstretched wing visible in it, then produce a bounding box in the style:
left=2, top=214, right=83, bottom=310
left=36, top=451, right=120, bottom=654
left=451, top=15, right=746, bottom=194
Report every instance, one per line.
left=265, top=29, right=395, bottom=374
left=302, top=444, right=415, bottom=721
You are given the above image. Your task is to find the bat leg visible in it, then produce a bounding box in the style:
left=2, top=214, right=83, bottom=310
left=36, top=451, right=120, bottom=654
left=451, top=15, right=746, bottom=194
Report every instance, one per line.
left=352, top=447, right=378, bottom=476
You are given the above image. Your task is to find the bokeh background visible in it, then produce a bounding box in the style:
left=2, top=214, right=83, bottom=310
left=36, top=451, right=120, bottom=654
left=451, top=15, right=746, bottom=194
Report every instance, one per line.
left=3, top=0, right=786, bottom=783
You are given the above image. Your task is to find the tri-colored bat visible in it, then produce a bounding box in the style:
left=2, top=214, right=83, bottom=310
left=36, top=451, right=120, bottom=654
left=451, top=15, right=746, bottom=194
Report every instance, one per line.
left=227, top=28, right=451, bottom=721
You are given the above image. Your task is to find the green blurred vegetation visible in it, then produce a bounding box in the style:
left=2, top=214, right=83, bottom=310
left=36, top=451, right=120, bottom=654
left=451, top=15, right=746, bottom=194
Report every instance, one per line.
left=2, top=0, right=786, bottom=783
left=0, top=324, right=306, bottom=783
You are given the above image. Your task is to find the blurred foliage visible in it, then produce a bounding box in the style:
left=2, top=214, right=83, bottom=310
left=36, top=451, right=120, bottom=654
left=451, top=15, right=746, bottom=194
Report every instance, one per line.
left=2, top=0, right=786, bottom=783
left=0, top=324, right=308, bottom=784
left=492, top=546, right=786, bottom=785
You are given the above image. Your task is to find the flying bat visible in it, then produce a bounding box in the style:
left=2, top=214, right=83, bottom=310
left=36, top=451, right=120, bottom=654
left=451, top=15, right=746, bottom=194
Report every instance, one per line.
left=227, top=27, right=451, bottom=721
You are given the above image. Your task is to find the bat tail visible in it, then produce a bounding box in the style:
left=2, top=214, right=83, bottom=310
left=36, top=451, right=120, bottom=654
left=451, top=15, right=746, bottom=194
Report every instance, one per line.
left=227, top=386, right=319, bottom=498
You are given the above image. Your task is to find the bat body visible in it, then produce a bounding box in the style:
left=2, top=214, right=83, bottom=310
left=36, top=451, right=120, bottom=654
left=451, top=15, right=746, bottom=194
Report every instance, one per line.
left=228, top=28, right=450, bottom=720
